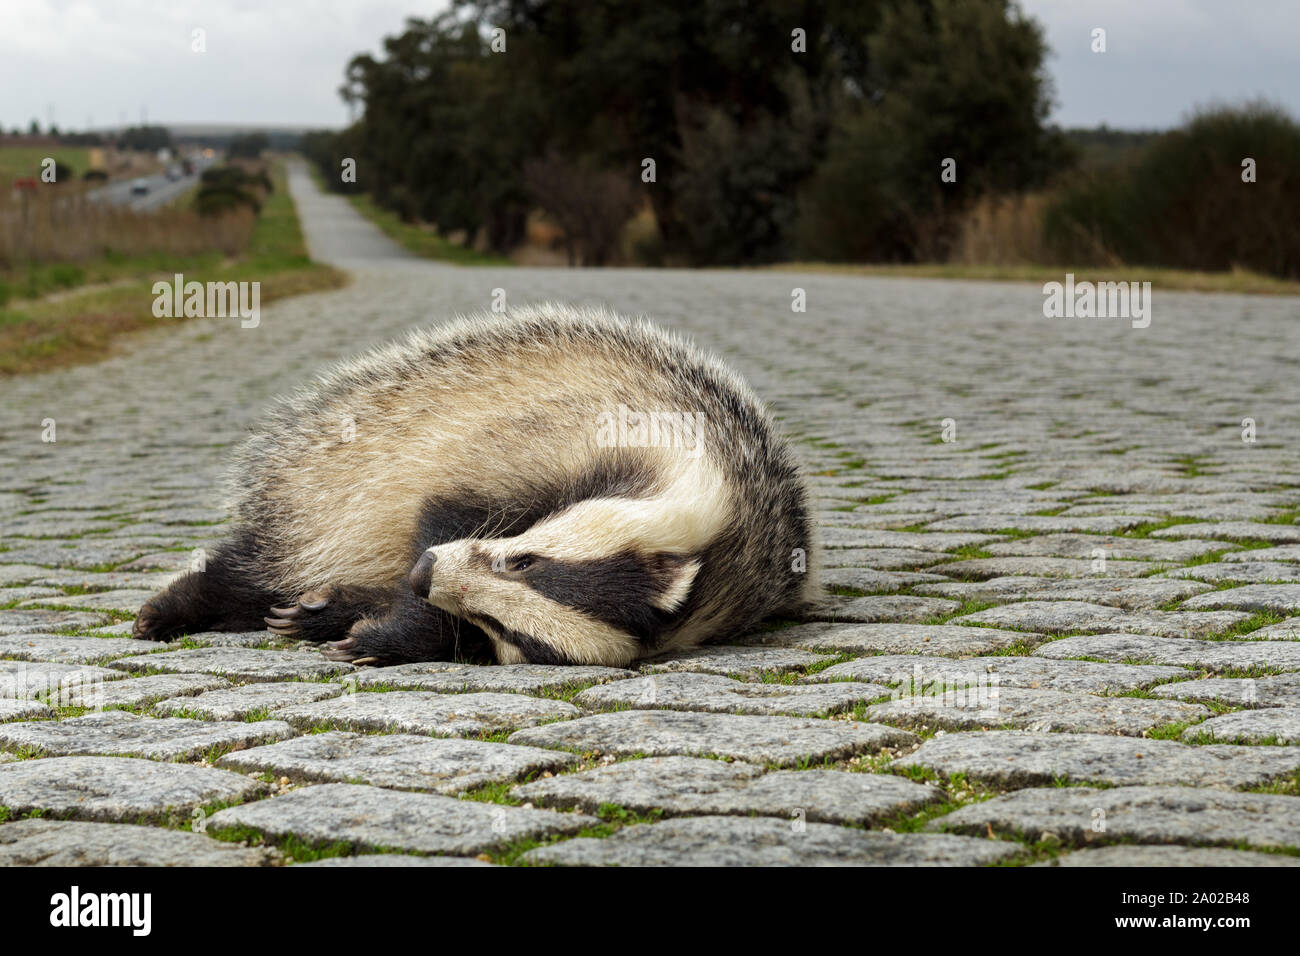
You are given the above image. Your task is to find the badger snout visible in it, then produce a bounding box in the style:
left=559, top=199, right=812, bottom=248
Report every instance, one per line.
left=409, top=549, right=436, bottom=597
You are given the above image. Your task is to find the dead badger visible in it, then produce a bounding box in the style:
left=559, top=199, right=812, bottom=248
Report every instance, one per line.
left=134, top=305, right=818, bottom=666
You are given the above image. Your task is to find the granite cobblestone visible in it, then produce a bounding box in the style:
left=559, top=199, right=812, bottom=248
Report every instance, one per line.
left=3, top=165, right=1298, bottom=864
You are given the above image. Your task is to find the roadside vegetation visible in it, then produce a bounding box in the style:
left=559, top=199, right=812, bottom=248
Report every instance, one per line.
left=298, top=0, right=1300, bottom=290
left=0, top=159, right=345, bottom=375
left=0, top=193, right=254, bottom=306
left=0, top=146, right=91, bottom=182
left=346, top=192, right=509, bottom=265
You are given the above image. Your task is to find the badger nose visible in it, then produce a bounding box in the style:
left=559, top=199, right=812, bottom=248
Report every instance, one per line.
left=409, top=550, right=436, bottom=597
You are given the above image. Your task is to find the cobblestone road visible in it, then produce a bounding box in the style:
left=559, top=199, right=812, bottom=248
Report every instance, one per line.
left=2, top=164, right=1300, bottom=865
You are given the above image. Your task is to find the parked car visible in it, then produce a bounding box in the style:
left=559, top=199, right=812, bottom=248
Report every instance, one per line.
left=130, top=178, right=150, bottom=195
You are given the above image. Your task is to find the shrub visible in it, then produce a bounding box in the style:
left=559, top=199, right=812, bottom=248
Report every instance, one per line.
left=1045, top=101, right=1300, bottom=277
left=195, top=165, right=270, bottom=217
left=796, top=0, right=1066, bottom=262
left=227, top=132, right=270, bottom=159
left=523, top=151, right=641, bottom=266
left=672, top=94, right=816, bottom=266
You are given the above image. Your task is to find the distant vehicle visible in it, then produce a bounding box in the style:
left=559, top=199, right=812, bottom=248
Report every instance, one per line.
left=131, top=178, right=150, bottom=195
left=181, top=158, right=194, bottom=175
left=165, top=165, right=182, bottom=181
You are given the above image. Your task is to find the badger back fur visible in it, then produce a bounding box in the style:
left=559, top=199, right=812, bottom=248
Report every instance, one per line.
left=134, top=304, right=819, bottom=668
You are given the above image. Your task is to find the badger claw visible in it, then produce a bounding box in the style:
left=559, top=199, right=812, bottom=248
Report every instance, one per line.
left=323, top=636, right=383, bottom=667
left=264, top=592, right=337, bottom=641
left=299, top=591, right=328, bottom=611
left=322, top=637, right=359, bottom=663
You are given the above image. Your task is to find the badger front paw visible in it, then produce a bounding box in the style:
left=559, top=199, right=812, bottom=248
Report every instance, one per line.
left=133, top=592, right=197, bottom=642
left=322, top=621, right=387, bottom=667
left=320, top=597, right=488, bottom=666
left=264, top=590, right=353, bottom=643
left=322, top=615, right=437, bottom=667
left=132, top=600, right=175, bottom=642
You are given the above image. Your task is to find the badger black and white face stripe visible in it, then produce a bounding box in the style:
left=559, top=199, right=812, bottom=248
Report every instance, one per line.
left=417, top=543, right=701, bottom=665
left=413, top=460, right=725, bottom=667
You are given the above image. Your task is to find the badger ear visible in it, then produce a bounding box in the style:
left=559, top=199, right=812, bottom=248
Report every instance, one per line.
left=649, top=553, right=700, bottom=612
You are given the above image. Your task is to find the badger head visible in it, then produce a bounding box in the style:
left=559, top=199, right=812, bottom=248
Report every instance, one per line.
left=408, top=478, right=724, bottom=667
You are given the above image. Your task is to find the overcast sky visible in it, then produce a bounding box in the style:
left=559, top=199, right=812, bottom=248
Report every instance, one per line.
left=2, top=0, right=1297, bottom=132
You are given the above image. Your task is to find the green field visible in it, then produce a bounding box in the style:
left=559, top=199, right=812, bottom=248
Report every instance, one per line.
left=0, top=161, right=346, bottom=375
left=0, top=145, right=93, bottom=183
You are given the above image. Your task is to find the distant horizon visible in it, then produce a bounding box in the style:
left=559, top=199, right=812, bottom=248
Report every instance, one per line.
left=27, top=119, right=1184, bottom=136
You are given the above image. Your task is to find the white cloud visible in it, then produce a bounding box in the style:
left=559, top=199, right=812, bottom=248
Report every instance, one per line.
left=1019, top=0, right=1300, bottom=128
left=0, top=0, right=442, bottom=130
left=1, top=0, right=1296, bottom=132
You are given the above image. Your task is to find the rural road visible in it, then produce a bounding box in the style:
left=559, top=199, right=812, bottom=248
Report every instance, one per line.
left=86, top=156, right=215, bottom=211
left=2, top=162, right=1300, bottom=865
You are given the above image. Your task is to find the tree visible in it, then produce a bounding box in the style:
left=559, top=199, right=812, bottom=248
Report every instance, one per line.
left=798, top=0, right=1067, bottom=261
left=1045, top=101, right=1300, bottom=278
left=228, top=132, right=270, bottom=159
left=524, top=151, right=641, bottom=265
left=117, top=125, right=172, bottom=151
left=459, top=0, right=880, bottom=260
left=332, top=0, right=1065, bottom=264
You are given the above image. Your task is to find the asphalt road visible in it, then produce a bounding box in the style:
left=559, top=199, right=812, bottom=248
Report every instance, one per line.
left=86, top=156, right=216, bottom=211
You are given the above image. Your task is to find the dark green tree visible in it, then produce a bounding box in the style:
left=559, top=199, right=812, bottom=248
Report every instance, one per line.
left=228, top=132, right=270, bottom=159
left=328, top=0, right=1064, bottom=264
left=117, top=125, right=173, bottom=151
left=1046, top=101, right=1300, bottom=278
left=799, top=0, right=1067, bottom=261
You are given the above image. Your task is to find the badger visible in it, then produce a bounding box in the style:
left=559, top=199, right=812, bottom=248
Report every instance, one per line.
left=133, top=304, right=818, bottom=667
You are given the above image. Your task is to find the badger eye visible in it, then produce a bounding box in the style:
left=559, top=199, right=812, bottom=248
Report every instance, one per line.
left=508, top=555, right=536, bottom=573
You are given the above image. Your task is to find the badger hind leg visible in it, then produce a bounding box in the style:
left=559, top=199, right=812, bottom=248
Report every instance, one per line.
left=133, top=544, right=283, bottom=642
left=322, top=591, right=493, bottom=667
left=264, top=584, right=392, bottom=643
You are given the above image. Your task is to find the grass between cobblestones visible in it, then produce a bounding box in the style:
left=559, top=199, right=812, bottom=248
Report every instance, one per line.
left=6, top=180, right=1300, bottom=869
left=6, top=471, right=1300, bottom=863
left=3, top=634, right=1299, bottom=865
